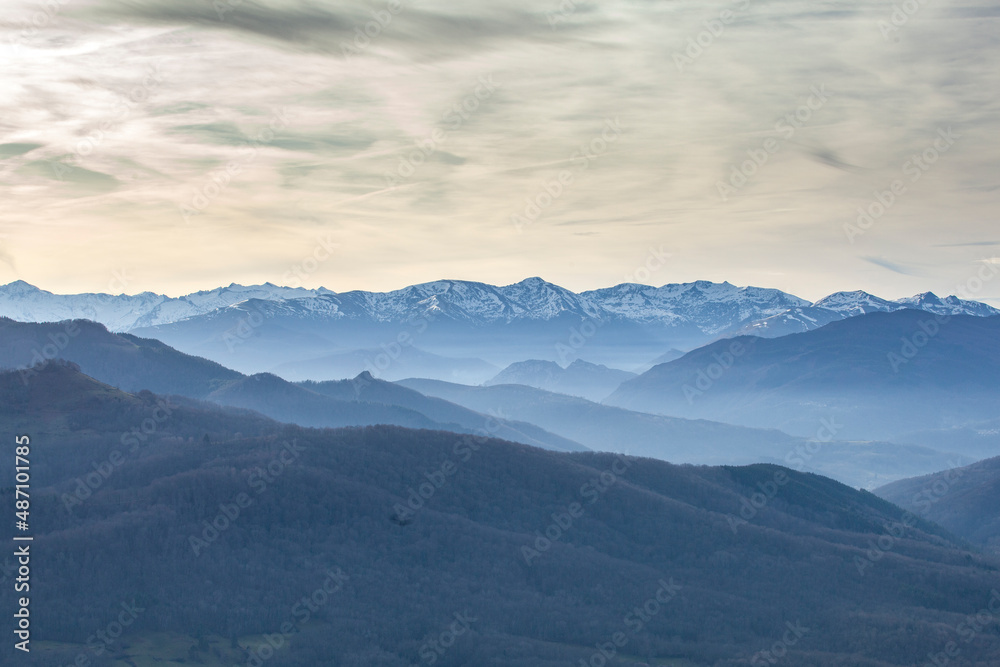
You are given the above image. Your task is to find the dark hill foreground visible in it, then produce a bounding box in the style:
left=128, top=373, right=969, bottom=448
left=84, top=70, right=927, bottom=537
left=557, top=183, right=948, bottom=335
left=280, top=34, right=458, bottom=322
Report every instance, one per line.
left=1, top=364, right=999, bottom=666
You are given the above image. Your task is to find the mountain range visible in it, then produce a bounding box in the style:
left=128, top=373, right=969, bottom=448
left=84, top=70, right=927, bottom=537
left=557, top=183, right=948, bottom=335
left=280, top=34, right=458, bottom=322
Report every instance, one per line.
left=398, top=377, right=968, bottom=488
left=607, top=310, right=1000, bottom=443
left=3, top=362, right=1000, bottom=666
left=2, top=279, right=996, bottom=379
left=2, top=317, right=973, bottom=488
left=0, top=317, right=582, bottom=452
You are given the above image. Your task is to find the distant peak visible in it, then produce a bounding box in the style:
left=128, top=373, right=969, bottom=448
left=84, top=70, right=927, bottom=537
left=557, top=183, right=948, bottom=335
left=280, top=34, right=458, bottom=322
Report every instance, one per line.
left=518, top=276, right=548, bottom=286
left=355, top=370, right=375, bottom=382
left=1, top=280, right=41, bottom=294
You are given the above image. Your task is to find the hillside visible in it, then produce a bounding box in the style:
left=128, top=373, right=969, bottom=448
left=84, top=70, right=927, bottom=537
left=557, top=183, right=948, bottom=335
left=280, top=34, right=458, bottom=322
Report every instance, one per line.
left=300, top=373, right=586, bottom=452
left=398, top=378, right=963, bottom=488
left=0, top=320, right=583, bottom=452
left=876, top=456, right=1000, bottom=555
left=607, top=311, right=1000, bottom=441
left=484, top=358, right=636, bottom=401
left=2, top=363, right=1000, bottom=666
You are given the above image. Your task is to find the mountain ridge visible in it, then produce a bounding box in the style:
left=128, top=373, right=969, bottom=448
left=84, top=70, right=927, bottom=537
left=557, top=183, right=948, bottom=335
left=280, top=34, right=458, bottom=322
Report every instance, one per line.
left=2, top=278, right=995, bottom=334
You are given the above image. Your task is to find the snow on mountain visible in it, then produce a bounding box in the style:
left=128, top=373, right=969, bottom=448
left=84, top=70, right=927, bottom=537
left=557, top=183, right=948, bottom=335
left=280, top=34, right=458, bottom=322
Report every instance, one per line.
left=812, top=291, right=901, bottom=316
left=496, top=277, right=602, bottom=320
left=895, top=292, right=1000, bottom=317
left=581, top=281, right=811, bottom=333
left=0, top=281, right=332, bottom=331
left=0, top=278, right=996, bottom=337
left=736, top=289, right=1000, bottom=338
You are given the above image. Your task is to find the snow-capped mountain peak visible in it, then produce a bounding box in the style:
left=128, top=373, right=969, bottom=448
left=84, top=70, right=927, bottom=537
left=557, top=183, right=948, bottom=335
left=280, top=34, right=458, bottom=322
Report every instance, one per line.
left=0, top=279, right=995, bottom=338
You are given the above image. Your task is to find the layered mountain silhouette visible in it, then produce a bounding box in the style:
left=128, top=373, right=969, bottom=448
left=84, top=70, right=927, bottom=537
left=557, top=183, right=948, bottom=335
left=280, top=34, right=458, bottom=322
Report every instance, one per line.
left=398, top=378, right=963, bottom=488
left=271, top=345, right=498, bottom=384
left=3, top=279, right=995, bottom=380
left=0, top=318, right=582, bottom=452
left=3, top=362, right=999, bottom=666
left=483, top=358, right=636, bottom=401
left=607, top=310, right=1000, bottom=442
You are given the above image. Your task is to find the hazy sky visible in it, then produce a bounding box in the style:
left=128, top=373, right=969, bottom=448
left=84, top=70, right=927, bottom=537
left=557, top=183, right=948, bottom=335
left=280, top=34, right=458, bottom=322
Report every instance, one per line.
left=1, top=0, right=998, bottom=303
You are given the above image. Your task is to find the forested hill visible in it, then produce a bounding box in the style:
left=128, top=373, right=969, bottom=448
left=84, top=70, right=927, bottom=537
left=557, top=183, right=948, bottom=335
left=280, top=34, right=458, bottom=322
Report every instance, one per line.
left=2, top=363, right=1000, bottom=666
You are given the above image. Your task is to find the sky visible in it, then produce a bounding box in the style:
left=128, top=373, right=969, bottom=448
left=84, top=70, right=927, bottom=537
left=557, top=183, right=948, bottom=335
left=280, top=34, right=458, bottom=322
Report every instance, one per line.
left=1, top=0, right=998, bottom=304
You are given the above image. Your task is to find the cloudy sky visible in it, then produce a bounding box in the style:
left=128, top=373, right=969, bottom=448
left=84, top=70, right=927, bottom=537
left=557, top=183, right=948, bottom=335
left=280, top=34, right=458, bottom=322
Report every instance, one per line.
left=1, top=0, right=998, bottom=303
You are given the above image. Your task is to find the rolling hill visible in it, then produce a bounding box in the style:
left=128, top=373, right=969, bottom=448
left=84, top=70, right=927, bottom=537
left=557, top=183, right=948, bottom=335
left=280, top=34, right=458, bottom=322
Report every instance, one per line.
left=607, top=310, right=1000, bottom=442
left=3, top=362, right=999, bottom=666
left=483, top=358, right=636, bottom=401
left=0, top=319, right=582, bottom=452
left=876, top=456, right=1000, bottom=555
left=398, top=378, right=963, bottom=488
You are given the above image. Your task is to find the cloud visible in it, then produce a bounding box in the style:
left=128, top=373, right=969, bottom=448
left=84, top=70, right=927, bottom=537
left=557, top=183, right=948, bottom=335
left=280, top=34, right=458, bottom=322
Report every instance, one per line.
left=0, top=143, right=43, bottom=158
left=935, top=241, right=1000, bottom=247
left=0, top=0, right=997, bottom=303
left=73, top=0, right=576, bottom=58
left=862, top=256, right=924, bottom=277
